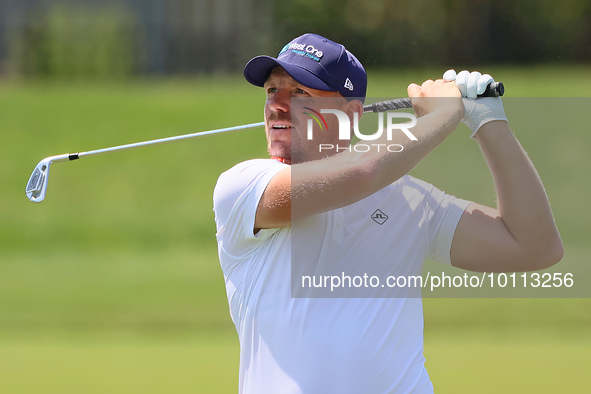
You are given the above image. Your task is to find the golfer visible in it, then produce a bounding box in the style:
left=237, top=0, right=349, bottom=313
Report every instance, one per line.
left=213, top=33, right=563, bottom=393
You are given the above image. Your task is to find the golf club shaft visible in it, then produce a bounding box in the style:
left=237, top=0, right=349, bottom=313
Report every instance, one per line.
left=66, top=100, right=414, bottom=161
left=30, top=79, right=504, bottom=164
left=53, top=81, right=506, bottom=162
left=70, top=121, right=266, bottom=161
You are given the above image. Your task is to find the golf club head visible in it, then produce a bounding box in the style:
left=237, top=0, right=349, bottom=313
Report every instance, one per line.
left=26, top=154, right=69, bottom=203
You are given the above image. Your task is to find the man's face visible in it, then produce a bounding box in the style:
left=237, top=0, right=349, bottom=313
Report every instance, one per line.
left=263, top=67, right=351, bottom=164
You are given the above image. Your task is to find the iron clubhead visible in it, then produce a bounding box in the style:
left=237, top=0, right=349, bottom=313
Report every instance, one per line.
left=25, top=154, right=69, bottom=203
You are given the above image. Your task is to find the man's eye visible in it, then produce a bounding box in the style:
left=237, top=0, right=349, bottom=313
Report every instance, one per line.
left=266, top=87, right=277, bottom=94
left=295, top=88, right=306, bottom=94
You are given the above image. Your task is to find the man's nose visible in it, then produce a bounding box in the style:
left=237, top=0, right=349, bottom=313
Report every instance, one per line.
left=268, top=89, right=291, bottom=113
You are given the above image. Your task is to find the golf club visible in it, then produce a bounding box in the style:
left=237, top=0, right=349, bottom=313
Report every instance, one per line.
left=25, top=81, right=504, bottom=203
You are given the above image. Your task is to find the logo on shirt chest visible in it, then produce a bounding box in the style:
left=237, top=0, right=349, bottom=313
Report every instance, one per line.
left=371, top=209, right=389, bottom=225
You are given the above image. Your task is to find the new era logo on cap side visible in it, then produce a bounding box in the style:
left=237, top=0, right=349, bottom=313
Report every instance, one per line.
left=344, top=78, right=354, bottom=91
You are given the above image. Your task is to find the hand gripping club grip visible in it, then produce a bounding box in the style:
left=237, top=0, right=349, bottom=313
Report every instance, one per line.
left=363, top=81, right=504, bottom=113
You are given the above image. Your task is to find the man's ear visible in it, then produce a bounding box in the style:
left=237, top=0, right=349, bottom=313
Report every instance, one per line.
left=345, top=99, right=364, bottom=128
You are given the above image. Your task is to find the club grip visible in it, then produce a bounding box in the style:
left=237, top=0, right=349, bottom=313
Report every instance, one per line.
left=363, top=98, right=412, bottom=113
left=363, top=81, right=505, bottom=113
left=483, top=81, right=504, bottom=97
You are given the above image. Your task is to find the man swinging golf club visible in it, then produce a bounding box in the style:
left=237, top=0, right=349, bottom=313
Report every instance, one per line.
left=213, top=33, right=563, bottom=393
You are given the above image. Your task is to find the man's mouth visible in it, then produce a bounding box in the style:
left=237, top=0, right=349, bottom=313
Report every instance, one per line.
left=271, top=124, right=291, bottom=129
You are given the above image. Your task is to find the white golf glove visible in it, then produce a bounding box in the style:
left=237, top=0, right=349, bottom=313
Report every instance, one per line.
left=443, top=69, right=508, bottom=138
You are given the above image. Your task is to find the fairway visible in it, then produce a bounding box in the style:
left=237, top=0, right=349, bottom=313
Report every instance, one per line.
left=426, top=338, right=591, bottom=393
left=0, top=334, right=239, bottom=394
left=0, top=333, right=589, bottom=393
left=1, top=66, right=590, bottom=393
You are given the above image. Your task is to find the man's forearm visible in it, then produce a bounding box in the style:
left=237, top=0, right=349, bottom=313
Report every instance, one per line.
left=474, top=121, right=564, bottom=266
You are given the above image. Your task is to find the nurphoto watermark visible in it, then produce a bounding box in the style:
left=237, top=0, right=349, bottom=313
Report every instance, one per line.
left=306, top=109, right=417, bottom=153
left=294, top=97, right=419, bottom=154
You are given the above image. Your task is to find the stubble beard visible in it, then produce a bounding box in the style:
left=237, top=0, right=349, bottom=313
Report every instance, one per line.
left=266, top=112, right=305, bottom=164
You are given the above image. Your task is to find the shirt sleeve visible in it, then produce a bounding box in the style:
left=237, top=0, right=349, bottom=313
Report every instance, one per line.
left=213, top=159, right=286, bottom=265
left=405, top=176, right=472, bottom=265
left=426, top=193, right=472, bottom=265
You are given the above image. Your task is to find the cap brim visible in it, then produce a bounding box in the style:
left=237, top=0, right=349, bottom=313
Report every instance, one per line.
left=244, top=56, right=335, bottom=92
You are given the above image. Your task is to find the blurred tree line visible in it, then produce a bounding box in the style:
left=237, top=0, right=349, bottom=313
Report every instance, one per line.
left=277, top=0, right=591, bottom=66
left=1, top=0, right=589, bottom=80
left=7, top=4, right=136, bottom=79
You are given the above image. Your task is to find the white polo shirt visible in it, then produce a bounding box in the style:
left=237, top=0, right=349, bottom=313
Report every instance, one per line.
left=213, top=159, right=471, bottom=394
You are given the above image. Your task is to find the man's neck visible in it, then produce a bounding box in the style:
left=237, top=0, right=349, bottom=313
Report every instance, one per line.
left=271, top=156, right=291, bottom=165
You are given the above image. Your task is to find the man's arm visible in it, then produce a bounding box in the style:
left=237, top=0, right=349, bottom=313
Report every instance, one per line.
left=450, top=120, right=564, bottom=272
left=256, top=80, right=463, bottom=230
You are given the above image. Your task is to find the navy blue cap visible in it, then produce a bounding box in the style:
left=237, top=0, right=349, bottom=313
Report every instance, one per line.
left=244, top=33, right=367, bottom=103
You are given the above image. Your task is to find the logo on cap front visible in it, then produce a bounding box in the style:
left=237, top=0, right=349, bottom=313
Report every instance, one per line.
left=344, top=78, right=354, bottom=91
left=279, top=42, right=324, bottom=62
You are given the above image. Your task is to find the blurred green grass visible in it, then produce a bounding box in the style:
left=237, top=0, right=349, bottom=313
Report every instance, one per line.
left=1, top=65, right=590, bottom=393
